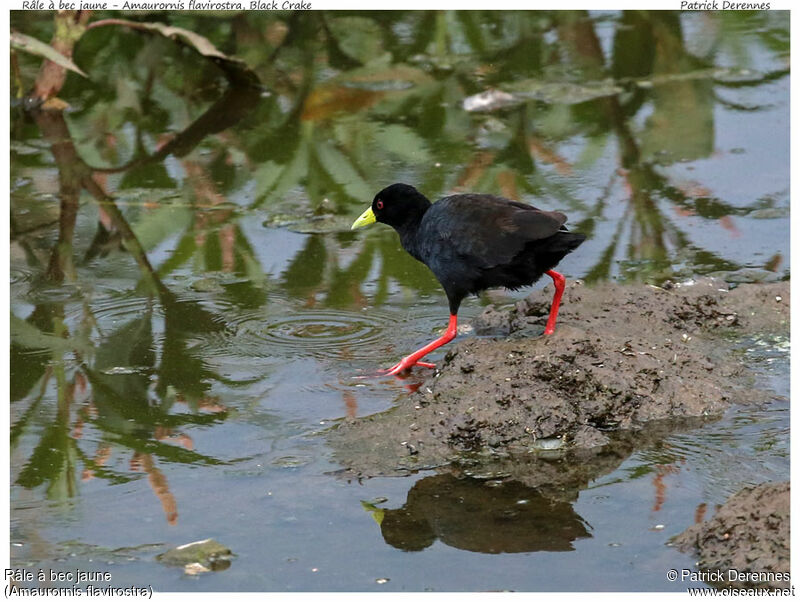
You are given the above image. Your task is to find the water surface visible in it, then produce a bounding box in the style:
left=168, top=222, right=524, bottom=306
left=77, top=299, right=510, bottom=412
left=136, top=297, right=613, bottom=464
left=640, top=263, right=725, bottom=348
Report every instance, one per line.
left=9, top=10, right=789, bottom=591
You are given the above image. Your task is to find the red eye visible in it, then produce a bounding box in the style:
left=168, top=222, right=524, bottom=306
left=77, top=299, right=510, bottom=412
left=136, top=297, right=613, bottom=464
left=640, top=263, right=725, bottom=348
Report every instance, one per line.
left=376, top=200, right=384, bottom=210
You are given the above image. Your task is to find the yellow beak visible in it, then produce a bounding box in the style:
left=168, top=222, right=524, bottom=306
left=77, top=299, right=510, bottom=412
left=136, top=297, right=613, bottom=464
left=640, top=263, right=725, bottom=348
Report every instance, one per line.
left=351, top=207, right=377, bottom=229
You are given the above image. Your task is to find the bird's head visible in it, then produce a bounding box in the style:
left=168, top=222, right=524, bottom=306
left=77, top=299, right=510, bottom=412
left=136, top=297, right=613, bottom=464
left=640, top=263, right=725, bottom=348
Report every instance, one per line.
left=351, top=183, right=431, bottom=231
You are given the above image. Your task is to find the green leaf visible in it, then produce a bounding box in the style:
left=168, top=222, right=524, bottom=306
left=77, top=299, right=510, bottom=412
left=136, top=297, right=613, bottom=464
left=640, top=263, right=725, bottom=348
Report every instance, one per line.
left=373, top=124, right=432, bottom=164
left=254, top=161, right=285, bottom=194
left=10, top=314, right=90, bottom=355
left=132, top=204, right=193, bottom=251
left=90, top=19, right=259, bottom=85
left=576, top=132, right=609, bottom=170
left=335, top=63, right=434, bottom=90
left=314, top=140, right=372, bottom=201
left=11, top=31, right=87, bottom=77
left=256, top=139, right=310, bottom=207
left=327, top=16, right=385, bottom=65
left=156, top=231, right=197, bottom=278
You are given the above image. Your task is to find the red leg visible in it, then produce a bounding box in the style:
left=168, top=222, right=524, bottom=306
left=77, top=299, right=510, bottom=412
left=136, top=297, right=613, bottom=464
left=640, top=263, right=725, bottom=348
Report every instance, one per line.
left=382, top=314, right=458, bottom=376
left=544, top=270, right=565, bottom=335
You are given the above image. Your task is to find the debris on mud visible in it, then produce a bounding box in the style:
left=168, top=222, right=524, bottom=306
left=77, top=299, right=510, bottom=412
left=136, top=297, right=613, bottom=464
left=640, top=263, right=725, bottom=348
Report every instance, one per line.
left=331, top=279, right=788, bottom=480
left=672, top=481, right=790, bottom=589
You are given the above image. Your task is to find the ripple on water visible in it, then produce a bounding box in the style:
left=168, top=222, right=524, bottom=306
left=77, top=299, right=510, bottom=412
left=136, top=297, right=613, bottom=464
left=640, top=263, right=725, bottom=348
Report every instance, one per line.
left=652, top=398, right=789, bottom=500
left=10, top=266, right=36, bottom=286
left=205, top=308, right=397, bottom=362
left=87, top=294, right=154, bottom=329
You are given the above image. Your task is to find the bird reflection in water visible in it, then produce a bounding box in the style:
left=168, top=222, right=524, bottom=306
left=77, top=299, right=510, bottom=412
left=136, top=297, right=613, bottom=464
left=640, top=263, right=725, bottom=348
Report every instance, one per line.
left=366, top=474, right=591, bottom=553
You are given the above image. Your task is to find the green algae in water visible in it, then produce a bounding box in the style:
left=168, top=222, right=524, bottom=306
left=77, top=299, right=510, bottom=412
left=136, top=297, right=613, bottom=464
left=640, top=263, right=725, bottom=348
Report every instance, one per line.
left=156, top=539, right=234, bottom=571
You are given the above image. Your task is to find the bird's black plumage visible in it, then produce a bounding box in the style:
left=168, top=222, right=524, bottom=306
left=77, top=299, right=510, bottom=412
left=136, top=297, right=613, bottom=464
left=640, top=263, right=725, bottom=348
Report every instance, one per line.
left=352, top=183, right=585, bottom=375
left=369, top=183, right=585, bottom=314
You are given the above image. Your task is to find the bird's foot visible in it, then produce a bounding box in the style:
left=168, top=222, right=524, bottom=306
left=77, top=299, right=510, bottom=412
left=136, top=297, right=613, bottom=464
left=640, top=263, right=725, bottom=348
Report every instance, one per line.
left=380, top=358, right=436, bottom=377
left=352, top=359, right=436, bottom=380
left=352, top=359, right=435, bottom=380
left=356, top=314, right=457, bottom=379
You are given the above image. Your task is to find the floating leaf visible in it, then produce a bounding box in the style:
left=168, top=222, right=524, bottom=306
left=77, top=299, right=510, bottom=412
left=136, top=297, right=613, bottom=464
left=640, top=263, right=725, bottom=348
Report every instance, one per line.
left=635, top=67, right=765, bottom=88
left=360, top=500, right=385, bottom=526
left=10, top=31, right=87, bottom=77
left=287, top=215, right=359, bottom=234
left=156, top=538, right=234, bottom=571
left=464, top=79, right=623, bottom=112
left=505, top=79, right=623, bottom=104
left=749, top=207, right=789, bottom=220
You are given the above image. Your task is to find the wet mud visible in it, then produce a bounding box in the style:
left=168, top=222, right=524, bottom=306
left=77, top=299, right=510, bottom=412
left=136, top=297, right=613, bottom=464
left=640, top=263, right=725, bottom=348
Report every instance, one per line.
left=330, top=279, right=788, bottom=484
left=672, top=481, right=790, bottom=589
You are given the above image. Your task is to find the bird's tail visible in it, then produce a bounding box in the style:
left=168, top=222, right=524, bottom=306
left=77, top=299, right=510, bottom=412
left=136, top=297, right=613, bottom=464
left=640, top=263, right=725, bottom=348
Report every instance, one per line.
left=547, top=231, right=586, bottom=254
left=528, top=231, right=586, bottom=275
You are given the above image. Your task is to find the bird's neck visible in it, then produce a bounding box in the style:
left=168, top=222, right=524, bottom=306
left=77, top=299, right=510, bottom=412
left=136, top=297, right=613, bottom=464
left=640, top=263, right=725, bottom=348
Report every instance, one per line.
left=395, top=206, right=429, bottom=259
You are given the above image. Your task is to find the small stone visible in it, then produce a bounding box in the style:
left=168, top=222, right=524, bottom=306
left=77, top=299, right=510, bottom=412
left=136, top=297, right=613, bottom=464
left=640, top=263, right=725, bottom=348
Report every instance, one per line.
left=184, top=562, right=211, bottom=575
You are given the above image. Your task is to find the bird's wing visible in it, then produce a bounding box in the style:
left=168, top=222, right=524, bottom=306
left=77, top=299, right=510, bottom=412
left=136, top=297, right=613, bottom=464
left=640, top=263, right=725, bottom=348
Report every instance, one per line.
left=425, top=195, right=567, bottom=269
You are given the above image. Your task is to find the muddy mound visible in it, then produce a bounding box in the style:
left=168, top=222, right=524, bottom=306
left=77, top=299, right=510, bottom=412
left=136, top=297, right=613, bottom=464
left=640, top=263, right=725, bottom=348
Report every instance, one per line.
left=333, top=416, right=709, bottom=505
left=474, top=278, right=787, bottom=341
left=419, top=324, right=734, bottom=452
left=331, top=279, right=788, bottom=479
left=672, top=481, right=790, bottom=589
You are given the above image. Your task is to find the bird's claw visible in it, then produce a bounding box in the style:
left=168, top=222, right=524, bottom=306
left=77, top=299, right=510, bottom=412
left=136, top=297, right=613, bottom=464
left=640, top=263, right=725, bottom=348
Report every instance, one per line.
left=379, top=359, right=436, bottom=377
left=352, top=360, right=435, bottom=380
